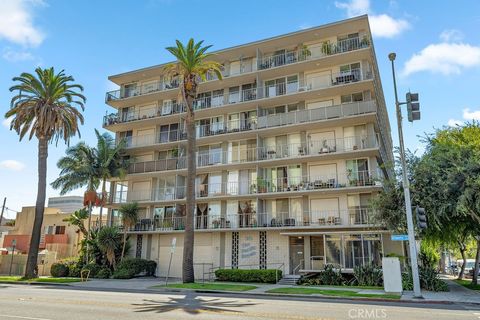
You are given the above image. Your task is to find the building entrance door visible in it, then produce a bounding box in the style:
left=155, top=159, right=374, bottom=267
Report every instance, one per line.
left=289, top=236, right=304, bottom=274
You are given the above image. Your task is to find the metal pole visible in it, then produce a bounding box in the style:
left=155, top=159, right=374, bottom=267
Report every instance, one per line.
left=0, top=197, right=6, bottom=226
left=165, top=252, right=173, bottom=287
left=389, top=53, right=422, bottom=298
left=9, top=243, right=15, bottom=276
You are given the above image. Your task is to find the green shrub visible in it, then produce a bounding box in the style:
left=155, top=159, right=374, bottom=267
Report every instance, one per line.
left=96, top=267, right=112, bottom=279
left=402, top=266, right=448, bottom=292
left=353, top=264, right=383, bottom=287
left=81, top=263, right=101, bottom=278
left=145, top=260, right=157, bottom=276
left=214, top=269, right=282, bottom=283
left=298, top=264, right=344, bottom=286
left=112, top=268, right=136, bottom=279
left=115, top=258, right=157, bottom=278
left=50, top=263, right=69, bottom=277
left=419, top=244, right=440, bottom=269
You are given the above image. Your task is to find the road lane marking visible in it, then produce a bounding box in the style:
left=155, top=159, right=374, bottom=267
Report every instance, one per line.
left=0, top=315, right=53, bottom=320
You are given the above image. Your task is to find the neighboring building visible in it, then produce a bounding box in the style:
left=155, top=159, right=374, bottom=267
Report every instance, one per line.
left=48, top=196, right=84, bottom=213
left=103, top=15, right=403, bottom=279
left=2, top=207, right=83, bottom=258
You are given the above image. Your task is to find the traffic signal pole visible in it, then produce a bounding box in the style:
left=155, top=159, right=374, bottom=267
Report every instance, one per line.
left=389, top=53, right=423, bottom=298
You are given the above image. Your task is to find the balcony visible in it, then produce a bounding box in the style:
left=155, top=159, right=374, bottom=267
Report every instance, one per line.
left=106, top=79, right=179, bottom=102
left=121, top=99, right=376, bottom=150
left=126, top=207, right=372, bottom=232
left=127, top=135, right=379, bottom=175
left=257, top=37, right=370, bottom=71
left=103, top=102, right=185, bottom=127
left=105, top=65, right=373, bottom=113
left=108, top=170, right=378, bottom=204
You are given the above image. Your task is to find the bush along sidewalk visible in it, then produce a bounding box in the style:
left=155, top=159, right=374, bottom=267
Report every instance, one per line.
left=214, top=269, right=282, bottom=283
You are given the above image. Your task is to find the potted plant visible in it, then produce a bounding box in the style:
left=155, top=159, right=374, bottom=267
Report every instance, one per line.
left=360, top=36, right=370, bottom=47
left=212, top=219, right=220, bottom=228
left=299, top=44, right=311, bottom=60
left=256, top=178, right=267, bottom=193
left=321, top=41, right=332, bottom=55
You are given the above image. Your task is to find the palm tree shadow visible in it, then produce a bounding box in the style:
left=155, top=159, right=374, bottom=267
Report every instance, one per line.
left=133, top=291, right=257, bottom=315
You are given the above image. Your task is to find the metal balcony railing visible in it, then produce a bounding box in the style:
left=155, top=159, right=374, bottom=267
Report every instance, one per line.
left=108, top=171, right=378, bottom=204
left=125, top=207, right=373, bottom=232
left=127, top=135, right=379, bottom=174
left=258, top=37, right=369, bottom=70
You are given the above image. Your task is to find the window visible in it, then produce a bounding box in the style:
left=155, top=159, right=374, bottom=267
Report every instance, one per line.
left=229, top=86, right=240, bottom=103
left=55, top=226, right=66, bottom=235
left=325, top=234, right=342, bottom=266
left=341, top=92, right=364, bottom=104
left=346, top=159, right=369, bottom=185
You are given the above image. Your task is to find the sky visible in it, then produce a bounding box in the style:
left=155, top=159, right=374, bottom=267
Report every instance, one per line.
left=0, top=0, right=479, bottom=217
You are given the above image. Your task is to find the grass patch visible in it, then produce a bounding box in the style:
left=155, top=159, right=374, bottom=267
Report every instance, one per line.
left=304, top=284, right=383, bottom=290
left=266, top=287, right=400, bottom=300
left=153, top=282, right=257, bottom=292
left=455, top=279, right=480, bottom=290
left=0, top=276, right=81, bottom=283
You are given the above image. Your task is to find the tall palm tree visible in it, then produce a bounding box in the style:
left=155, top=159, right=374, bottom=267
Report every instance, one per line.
left=164, top=39, right=223, bottom=283
left=5, top=67, right=85, bottom=279
left=95, top=129, right=128, bottom=227
left=97, top=226, right=122, bottom=269
left=119, top=202, right=139, bottom=261
left=63, top=208, right=89, bottom=236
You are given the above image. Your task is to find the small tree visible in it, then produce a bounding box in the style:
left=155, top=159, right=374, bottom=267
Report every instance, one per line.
left=63, top=208, right=88, bottom=236
left=119, top=202, right=139, bottom=260
left=97, top=226, right=122, bottom=269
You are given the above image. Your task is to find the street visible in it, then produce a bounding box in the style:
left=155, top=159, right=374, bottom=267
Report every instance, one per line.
left=0, top=284, right=479, bottom=320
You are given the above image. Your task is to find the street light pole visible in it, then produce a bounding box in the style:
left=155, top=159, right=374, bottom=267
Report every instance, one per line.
left=388, top=52, right=422, bottom=298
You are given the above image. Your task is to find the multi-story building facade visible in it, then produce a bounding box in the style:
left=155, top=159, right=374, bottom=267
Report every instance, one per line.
left=103, top=15, right=403, bottom=279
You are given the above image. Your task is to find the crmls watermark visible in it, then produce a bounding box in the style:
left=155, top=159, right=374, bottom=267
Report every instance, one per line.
left=348, top=308, right=387, bottom=319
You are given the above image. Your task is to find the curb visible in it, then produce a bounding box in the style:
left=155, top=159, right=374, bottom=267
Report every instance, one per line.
left=0, top=280, right=72, bottom=287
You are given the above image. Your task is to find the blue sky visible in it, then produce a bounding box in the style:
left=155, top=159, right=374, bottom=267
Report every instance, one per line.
left=0, top=0, right=479, bottom=216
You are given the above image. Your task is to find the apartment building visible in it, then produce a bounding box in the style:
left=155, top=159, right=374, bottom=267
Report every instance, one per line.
left=103, top=15, right=403, bottom=279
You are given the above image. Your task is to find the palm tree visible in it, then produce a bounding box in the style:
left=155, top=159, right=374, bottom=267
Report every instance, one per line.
left=97, top=226, right=122, bottom=269
left=51, top=141, right=99, bottom=235
left=164, top=39, right=223, bottom=283
left=5, top=67, right=85, bottom=279
left=95, top=129, right=128, bottom=227
left=63, top=208, right=89, bottom=236
left=119, top=202, right=139, bottom=261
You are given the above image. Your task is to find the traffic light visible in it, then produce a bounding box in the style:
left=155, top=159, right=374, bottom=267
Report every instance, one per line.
left=415, top=206, right=427, bottom=231
left=406, top=92, right=420, bottom=122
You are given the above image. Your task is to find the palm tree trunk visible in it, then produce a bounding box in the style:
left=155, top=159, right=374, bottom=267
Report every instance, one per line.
left=98, top=178, right=106, bottom=228
left=183, top=95, right=196, bottom=283
left=25, top=138, right=48, bottom=279
left=121, top=228, right=127, bottom=262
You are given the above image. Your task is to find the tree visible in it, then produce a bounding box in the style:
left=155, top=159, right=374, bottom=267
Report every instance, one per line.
left=5, top=67, right=85, bottom=278
left=52, top=131, right=128, bottom=229
left=63, top=208, right=89, bottom=236
left=119, top=202, right=139, bottom=261
left=95, top=129, right=128, bottom=227
left=164, top=39, right=223, bottom=283
left=97, top=226, right=122, bottom=269
left=51, top=142, right=99, bottom=237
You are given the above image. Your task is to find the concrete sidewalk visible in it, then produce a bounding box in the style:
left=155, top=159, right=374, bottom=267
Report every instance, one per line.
left=66, top=277, right=480, bottom=304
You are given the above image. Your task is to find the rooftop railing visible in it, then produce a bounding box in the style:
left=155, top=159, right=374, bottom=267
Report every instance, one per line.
left=105, top=37, right=370, bottom=103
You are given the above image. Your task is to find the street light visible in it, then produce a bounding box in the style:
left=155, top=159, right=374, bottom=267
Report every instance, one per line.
left=9, top=239, right=16, bottom=276
left=388, top=52, right=422, bottom=298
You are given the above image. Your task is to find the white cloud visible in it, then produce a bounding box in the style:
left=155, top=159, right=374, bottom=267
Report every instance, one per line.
left=2, top=47, right=34, bottom=62
left=440, top=29, right=464, bottom=42
left=2, top=117, right=12, bottom=128
left=335, top=0, right=410, bottom=38
left=463, top=108, right=480, bottom=120
left=403, top=42, right=480, bottom=76
left=0, top=0, right=45, bottom=47
left=0, top=160, right=25, bottom=171
left=447, top=119, right=463, bottom=127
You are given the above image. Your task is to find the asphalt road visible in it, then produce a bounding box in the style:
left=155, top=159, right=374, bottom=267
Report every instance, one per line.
left=0, top=284, right=479, bottom=320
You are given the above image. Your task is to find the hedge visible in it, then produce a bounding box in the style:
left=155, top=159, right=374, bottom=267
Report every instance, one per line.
left=50, top=263, right=69, bottom=277
left=214, top=269, right=282, bottom=283
left=113, top=258, right=157, bottom=279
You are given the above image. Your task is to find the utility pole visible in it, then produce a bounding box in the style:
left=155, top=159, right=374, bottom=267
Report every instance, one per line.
left=0, top=197, right=6, bottom=226
left=388, top=52, right=422, bottom=298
